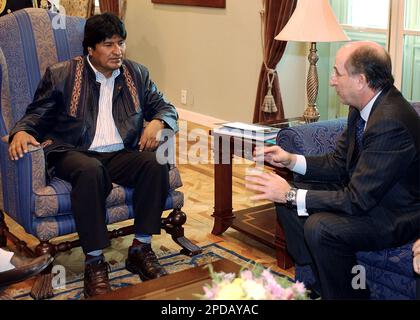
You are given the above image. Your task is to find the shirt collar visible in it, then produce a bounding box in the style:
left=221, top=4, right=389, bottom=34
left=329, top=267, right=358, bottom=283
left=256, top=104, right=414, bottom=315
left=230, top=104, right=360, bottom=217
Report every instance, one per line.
left=360, top=90, right=382, bottom=122
left=87, top=55, right=120, bottom=82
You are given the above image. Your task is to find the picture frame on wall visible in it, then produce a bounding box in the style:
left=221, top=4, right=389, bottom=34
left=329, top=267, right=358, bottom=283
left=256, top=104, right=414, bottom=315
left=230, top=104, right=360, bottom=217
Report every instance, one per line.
left=151, top=0, right=225, bottom=9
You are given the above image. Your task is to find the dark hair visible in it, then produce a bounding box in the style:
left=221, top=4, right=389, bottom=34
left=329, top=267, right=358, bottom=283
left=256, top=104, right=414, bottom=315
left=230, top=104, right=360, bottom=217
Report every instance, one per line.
left=82, top=13, right=127, bottom=55
left=345, top=45, right=394, bottom=91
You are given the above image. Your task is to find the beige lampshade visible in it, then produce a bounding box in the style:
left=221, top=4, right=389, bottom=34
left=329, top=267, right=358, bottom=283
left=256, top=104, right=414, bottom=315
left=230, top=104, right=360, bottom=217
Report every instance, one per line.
left=275, top=0, right=349, bottom=43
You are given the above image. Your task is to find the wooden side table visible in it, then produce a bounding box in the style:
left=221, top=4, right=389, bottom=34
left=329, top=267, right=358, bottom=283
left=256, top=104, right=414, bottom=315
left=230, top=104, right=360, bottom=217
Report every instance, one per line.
left=210, top=118, right=304, bottom=269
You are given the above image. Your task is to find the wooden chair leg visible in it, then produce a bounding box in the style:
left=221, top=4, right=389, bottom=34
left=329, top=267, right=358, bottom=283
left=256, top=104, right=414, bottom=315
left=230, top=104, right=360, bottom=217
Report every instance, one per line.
left=30, top=241, right=56, bottom=300
left=161, top=209, right=202, bottom=256
left=0, top=209, right=35, bottom=257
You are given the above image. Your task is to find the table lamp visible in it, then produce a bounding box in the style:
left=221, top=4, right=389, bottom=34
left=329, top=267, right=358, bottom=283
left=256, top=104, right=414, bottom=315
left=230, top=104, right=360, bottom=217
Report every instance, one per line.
left=275, top=0, right=349, bottom=122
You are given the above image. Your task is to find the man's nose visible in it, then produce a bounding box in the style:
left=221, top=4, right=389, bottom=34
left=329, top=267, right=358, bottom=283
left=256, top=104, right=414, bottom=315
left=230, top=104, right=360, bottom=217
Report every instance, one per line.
left=112, top=44, right=122, bottom=56
left=330, top=76, right=337, bottom=87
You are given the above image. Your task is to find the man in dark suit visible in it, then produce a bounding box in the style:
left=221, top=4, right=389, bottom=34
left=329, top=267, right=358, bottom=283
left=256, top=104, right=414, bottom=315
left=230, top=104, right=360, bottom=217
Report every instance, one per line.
left=8, top=13, right=177, bottom=298
left=245, top=41, right=420, bottom=299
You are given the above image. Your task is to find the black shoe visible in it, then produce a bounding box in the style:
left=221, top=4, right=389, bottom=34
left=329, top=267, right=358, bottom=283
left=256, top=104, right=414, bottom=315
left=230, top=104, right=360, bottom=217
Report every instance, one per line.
left=0, top=252, right=53, bottom=287
left=308, top=288, right=321, bottom=300
left=305, top=283, right=321, bottom=300
left=125, top=244, right=168, bottom=281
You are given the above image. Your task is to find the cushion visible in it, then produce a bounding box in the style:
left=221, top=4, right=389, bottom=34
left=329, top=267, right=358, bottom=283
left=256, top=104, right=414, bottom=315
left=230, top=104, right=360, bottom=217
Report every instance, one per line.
left=33, top=166, right=182, bottom=217
left=32, top=190, right=184, bottom=241
left=276, top=118, right=347, bottom=155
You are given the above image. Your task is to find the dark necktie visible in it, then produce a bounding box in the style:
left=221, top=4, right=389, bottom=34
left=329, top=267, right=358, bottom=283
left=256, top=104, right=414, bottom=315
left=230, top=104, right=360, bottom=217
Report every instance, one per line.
left=354, top=114, right=366, bottom=159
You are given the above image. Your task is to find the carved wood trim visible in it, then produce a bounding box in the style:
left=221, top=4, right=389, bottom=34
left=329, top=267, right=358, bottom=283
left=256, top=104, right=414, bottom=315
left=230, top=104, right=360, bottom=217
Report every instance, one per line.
left=151, top=0, right=225, bottom=8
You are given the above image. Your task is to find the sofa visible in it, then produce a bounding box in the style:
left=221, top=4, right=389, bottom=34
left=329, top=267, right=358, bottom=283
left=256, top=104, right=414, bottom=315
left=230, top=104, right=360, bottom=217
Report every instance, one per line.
left=275, top=103, right=420, bottom=300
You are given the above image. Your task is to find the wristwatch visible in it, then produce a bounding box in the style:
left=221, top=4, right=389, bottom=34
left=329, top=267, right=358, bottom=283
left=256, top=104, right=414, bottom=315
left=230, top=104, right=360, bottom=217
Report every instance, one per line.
left=285, top=187, right=298, bottom=209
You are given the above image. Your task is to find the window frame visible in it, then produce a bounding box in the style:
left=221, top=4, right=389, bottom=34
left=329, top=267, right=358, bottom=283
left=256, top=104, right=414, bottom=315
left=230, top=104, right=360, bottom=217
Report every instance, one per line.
left=336, top=0, right=420, bottom=91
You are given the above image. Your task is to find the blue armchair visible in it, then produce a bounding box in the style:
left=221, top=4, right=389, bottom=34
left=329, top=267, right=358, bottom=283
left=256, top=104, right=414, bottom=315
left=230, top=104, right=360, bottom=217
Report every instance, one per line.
left=0, top=8, right=201, bottom=298
left=276, top=104, right=420, bottom=300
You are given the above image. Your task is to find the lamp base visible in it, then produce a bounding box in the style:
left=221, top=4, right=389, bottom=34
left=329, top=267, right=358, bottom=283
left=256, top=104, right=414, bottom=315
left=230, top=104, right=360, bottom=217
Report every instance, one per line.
left=303, top=43, right=320, bottom=123
left=303, top=105, right=320, bottom=123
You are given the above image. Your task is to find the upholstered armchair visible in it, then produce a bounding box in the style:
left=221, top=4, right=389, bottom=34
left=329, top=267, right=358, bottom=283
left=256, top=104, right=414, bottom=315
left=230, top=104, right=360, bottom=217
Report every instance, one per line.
left=0, top=8, right=201, bottom=299
left=275, top=104, right=420, bottom=299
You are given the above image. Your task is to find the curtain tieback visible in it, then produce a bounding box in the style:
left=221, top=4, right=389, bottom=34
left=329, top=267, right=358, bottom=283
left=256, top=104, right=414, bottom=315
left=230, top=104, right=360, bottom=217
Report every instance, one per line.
left=262, top=69, right=278, bottom=113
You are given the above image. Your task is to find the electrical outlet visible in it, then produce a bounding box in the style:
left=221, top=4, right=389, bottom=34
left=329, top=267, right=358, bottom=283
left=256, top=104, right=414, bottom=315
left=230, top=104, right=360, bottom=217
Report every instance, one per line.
left=181, top=90, right=187, bottom=105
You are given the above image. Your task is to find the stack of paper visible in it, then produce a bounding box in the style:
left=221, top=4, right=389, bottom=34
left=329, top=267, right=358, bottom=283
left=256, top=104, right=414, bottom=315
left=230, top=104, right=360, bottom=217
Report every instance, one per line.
left=213, top=122, right=280, bottom=141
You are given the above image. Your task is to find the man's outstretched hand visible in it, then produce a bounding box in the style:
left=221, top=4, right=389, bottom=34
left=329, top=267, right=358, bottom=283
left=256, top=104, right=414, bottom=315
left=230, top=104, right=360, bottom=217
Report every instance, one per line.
left=253, top=145, right=296, bottom=170
left=8, top=131, right=40, bottom=161
left=245, top=170, right=291, bottom=203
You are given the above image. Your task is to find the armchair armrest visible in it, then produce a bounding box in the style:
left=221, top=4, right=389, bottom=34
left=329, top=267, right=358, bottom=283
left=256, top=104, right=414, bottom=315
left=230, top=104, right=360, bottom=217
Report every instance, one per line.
left=276, top=118, right=347, bottom=156
left=0, top=135, right=46, bottom=189
left=0, top=136, right=47, bottom=228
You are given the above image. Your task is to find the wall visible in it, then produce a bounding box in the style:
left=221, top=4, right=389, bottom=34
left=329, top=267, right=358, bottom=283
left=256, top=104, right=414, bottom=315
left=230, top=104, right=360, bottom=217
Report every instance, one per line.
left=124, top=0, right=306, bottom=122
left=276, top=42, right=307, bottom=119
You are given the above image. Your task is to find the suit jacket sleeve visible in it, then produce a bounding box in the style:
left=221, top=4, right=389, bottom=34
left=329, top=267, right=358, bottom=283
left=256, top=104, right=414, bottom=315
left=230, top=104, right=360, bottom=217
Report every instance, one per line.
left=305, top=117, right=417, bottom=216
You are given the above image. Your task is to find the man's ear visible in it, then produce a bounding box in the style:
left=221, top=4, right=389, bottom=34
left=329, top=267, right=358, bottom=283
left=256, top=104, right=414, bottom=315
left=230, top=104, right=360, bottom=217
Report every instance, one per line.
left=87, top=46, right=94, bottom=56
left=358, top=73, right=368, bottom=90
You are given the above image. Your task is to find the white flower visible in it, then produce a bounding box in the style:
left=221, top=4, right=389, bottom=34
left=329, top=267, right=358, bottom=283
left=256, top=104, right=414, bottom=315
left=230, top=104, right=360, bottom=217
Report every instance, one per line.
left=215, top=279, right=246, bottom=300
left=242, top=279, right=268, bottom=300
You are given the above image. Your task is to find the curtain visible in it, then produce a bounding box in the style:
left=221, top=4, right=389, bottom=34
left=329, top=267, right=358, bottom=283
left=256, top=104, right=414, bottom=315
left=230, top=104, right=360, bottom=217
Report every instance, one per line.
left=59, top=0, right=95, bottom=18
left=99, top=0, right=127, bottom=20
left=253, top=0, right=297, bottom=123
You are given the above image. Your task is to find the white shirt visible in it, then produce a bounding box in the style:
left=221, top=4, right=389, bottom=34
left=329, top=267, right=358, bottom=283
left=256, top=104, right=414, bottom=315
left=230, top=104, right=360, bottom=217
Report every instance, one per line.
left=293, top=91, right=382, bottom=216
left=87, top=56, right=125, bottom=153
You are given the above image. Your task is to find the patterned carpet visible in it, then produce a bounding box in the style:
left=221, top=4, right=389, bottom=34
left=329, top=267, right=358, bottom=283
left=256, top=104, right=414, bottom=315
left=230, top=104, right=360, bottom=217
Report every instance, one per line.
left=7, top=242, right=289, bottom=300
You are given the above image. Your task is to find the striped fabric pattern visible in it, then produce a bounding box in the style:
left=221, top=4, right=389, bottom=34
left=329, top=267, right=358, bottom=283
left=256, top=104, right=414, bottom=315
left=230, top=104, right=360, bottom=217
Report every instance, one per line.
left=0, top=11, right=33, bottom=127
